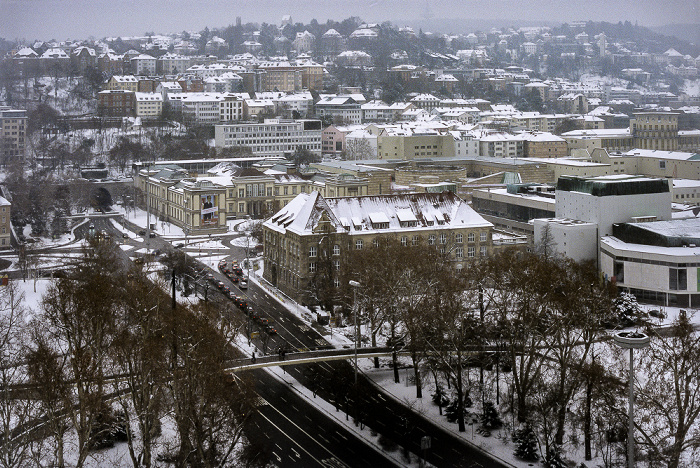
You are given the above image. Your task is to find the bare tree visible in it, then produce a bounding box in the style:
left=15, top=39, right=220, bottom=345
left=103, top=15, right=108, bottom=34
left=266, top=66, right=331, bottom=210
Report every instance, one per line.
left=0, top=283, right=33, bottom=468
left=635, top=310, right=700, bottom=468
left=343, top=137, right=375, bottom=161
left=31, top=240, right=122, bottom=468
left=164, top=301, right=254, bottom=467
left=111, top=270, right=169, bottom=468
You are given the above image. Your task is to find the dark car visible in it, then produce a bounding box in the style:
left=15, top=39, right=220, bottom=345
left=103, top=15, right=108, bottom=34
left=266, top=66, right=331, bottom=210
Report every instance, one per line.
left=216, top=281, right=225, bottom=289
left=229, top=275, right=239, bottom=283
left=264, top=325, right=277, bottom=335
left=138, top=230, right=146, bottom=236
left=258, top=317, right=269, bottom=326
left=222, top=286, right=230, bottom=294
left=234, top=267, right=243, bottom=276
left=149, top=232, right=156, bottom=238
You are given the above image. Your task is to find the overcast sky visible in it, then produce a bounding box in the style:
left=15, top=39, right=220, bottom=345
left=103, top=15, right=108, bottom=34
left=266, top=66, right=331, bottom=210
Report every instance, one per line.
left=3, top=0, right=698, bottom=40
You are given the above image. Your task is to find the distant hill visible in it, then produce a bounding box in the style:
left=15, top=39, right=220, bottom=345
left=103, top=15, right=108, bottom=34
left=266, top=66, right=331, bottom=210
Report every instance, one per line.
left=651, top=23, right=700, bottom=46
left=396, top=17, right=558, bottom=35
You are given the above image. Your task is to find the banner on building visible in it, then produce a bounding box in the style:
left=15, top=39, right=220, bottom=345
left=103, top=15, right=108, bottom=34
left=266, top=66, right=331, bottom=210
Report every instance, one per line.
left=200, top=194, right=219, bottom=227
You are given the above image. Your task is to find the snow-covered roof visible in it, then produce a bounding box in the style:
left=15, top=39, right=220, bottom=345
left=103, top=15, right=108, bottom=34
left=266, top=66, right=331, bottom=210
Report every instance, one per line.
left=264, top=191, right=491, bottom=237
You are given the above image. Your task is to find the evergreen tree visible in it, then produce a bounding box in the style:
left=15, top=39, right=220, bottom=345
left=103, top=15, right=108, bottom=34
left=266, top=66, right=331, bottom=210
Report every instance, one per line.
left=513, top=424, right=539, bottom=461
left=544, top=443, right=566, bottom=468
left=480, top=401, right=503, bottom=430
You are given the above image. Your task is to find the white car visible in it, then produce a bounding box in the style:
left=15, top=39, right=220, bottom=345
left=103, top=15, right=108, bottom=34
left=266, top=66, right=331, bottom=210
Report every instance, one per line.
left=239, top=279, right=248, bottom=289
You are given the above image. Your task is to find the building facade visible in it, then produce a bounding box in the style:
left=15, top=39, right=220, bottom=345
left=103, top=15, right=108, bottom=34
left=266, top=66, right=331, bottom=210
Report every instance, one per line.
left=262, top=191, right=497, bottom=304
left=0, top=107, right=27, bottom=163
left=214, top=119, right=322, bottom=157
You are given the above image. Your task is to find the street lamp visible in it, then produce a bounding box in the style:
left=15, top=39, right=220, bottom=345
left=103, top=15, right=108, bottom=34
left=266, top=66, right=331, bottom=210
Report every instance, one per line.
left=613, top=331, right=650, bottom=468
left=349, top=280, right=361, bottom=385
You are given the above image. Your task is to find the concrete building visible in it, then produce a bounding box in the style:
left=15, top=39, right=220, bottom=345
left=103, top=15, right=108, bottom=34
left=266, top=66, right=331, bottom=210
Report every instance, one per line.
left=471, top=184, right=556, bottom=236
left=600, top=218, right=700, bottom=307
left=0, top=107, right=27, bottom=163
left=215, top=119, right=322, bottom=157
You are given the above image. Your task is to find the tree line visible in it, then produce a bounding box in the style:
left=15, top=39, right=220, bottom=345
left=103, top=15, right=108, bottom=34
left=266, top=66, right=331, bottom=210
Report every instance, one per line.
left=0, top=239, right=259, bottom=468
left=321, top=237, right=698, bottom=467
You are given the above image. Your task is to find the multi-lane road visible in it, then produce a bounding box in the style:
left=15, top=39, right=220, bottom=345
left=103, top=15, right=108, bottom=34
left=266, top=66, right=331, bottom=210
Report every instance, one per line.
left=63, top=214, right=507, bottom=468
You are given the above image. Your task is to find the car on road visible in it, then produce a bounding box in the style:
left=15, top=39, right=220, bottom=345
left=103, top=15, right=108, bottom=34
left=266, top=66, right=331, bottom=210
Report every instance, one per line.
left=234, top=267, right=243, bottom=276
left=258, top=317, right=269, bottom=326
left=222, top=286, right=230, bottom=294
left=235, top=298, right=247, bottom=310
left=239, top=279, right=248, bottom=289
left=122, top=232, right=129, bottom=239
left=149, top=232, right=156, bottom=238
left=228, top=274, right=239, bottom=283
left=138, top=230, right=146, bottom=236
left=264, top=325, right=277, bottom=335
left=174, top=243, right=184, bottom=249
left=216, top=281, right=225, bottom=289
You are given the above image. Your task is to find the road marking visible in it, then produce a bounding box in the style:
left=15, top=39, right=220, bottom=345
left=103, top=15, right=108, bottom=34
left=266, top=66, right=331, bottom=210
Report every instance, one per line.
left=257, top=397, right=340, bottom=466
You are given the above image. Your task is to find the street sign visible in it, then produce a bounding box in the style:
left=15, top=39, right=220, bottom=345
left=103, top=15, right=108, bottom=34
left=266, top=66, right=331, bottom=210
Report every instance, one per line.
left=250, top=331, right=259, bottom=339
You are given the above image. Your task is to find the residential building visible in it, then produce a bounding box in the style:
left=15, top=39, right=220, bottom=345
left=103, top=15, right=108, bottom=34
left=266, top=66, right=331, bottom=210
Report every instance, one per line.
left=0, top=196, right=10, bottom=248
left=134, top=92, right=163, bottom=119
left=97, top=90, right=136, bottom=117
left=158, top=53, right=190, bottom=74
left=315, top=96, right=362, bottom=125
left=521, top=132, right=568, bottom=158
left=107, top=75, right=138, bottom=92
left=181, top=93, right=223, bottom=125
left=219, top=94, right=245, bottom=123
left=70, top=46, right=96, bottom=73
left=131, top=54, right=157, bottom=75
left=0, top=107, right=27, bottom=163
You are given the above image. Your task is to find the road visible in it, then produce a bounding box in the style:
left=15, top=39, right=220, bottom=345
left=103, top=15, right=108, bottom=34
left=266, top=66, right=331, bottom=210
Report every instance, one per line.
left=45, top=215, right=507, bottom=468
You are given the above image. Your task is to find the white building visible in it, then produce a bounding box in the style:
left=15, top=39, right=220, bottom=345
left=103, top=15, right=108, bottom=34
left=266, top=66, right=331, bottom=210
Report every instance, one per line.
left=159, top=53, right=190, bottom=74
left=134, top=92, right=163, bottom=118
left=600, top=218, right=700, bottom=307
left=181, top=93, right=223, bottom=124
left=131, top=54, right=157, bottom=75
left=215, top=119, right=323, bottom=157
